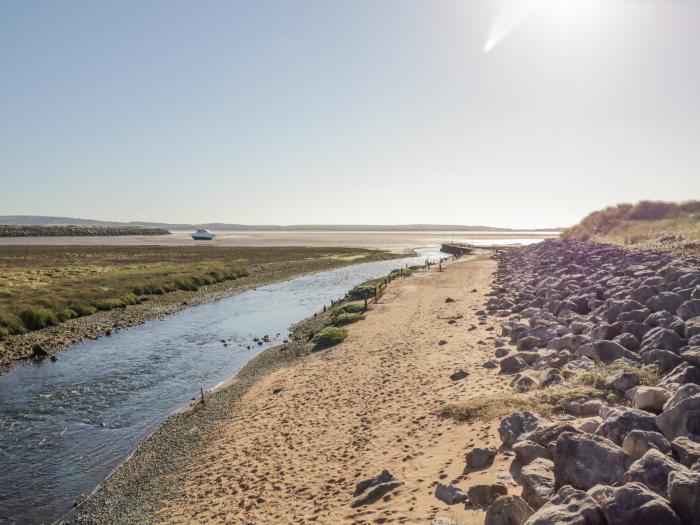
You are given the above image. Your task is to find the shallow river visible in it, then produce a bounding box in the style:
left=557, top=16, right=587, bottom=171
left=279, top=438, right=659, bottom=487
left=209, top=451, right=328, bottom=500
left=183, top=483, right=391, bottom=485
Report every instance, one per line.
left=0, top=247, right=453, bottom=525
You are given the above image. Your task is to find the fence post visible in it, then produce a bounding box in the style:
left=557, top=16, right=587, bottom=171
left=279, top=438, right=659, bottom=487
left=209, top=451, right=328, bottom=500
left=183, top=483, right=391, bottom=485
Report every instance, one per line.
left=364, top=291, right=368, bottom=311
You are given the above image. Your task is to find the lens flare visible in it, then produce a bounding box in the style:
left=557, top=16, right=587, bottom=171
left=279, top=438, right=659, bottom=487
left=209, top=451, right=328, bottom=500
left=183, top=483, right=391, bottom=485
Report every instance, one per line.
left=484, top=0, right=541, bottom=53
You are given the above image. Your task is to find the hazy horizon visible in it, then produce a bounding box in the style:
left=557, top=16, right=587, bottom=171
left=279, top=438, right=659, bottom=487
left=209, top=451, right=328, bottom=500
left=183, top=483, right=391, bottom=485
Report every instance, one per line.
left=2, top=0, right=699, bottom=229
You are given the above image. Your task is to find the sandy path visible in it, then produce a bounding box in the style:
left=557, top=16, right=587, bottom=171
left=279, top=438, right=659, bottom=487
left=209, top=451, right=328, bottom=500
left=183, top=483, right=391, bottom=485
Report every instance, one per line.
left=159, top=255, right=513, bottom=524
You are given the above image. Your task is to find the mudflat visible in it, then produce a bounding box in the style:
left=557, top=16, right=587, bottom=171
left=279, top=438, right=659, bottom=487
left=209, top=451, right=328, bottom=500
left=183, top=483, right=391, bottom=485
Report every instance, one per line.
left=152, top=255, right=514, bottom=524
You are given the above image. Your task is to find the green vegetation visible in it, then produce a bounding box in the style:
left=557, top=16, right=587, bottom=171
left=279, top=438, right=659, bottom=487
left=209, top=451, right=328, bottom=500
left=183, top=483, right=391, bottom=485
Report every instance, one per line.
left=562, top=200, right=700, bottom=254
left=335, top=302, right=365, bottom=315
left=311, top=326, right=348, bottom=349
left=332, top=312, right=364, bottom=326
left=0, top=245, right=396, bottom=338
left=0, top=225, right=170, bottom=237
left=441, top=362, right=661, bottom=422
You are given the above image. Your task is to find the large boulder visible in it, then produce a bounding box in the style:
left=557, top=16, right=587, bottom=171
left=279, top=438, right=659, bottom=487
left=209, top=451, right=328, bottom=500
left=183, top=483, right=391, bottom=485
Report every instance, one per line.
left=466, top=446, right=497, bottom=469
left=658, top=363, right=700, bottom=391
left=605, top=369, right=640, bottom=392
left=647, top=292, right=684, bottom=314
left=524, top=486, right=605, bottom=525
left=501, top=355, right=529, bottom=375
left=576, top=341, right=640, bottom=364
left=678, top=300, right=700, bottom=321
left=467, top=483, right=508, bottom=507
left=622, top=430, right=672, bottom=461
left=642, top=349, right=682, bottom=372
left=600, top=482, right=681, bottom=525
left=514, top=440, right=551, bottom=465
left=640, top=327, right=685, bottom=354
left=554, top=432, right=631, bottom=490
left=656, top=392, right=700, bottom=441
left=485, top=495, right=535, bottom=525
left=623, top=448, right=688, bottom=497
left=632, top=386, right=672, bottom=413
left=595, top=408, right=659, bottom=446
left=680, top=346, right=700, bottom=367
left=434, top=483, right=467, bottom=505
left=671, top=436, right=700, bottom=467
left=520, top=458, right=555, bottom=510
left=668, top=469, right=700, bottom=524
left=499, top=412, right=543, bottom=447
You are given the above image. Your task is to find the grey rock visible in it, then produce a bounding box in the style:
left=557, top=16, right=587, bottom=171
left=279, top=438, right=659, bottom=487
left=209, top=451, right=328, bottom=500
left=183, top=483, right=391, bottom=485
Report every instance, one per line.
left=514, top=440, right=551, bottom=465
left=554, top=432, right=631, bottom=490
left=613, top=332, right=640, bottom=352
left=539, top=368, right=563, bottom=388
left=678, top=300, right=700, bottom=321
left=495, top=347, right=510, bottom=358
left=466, top=446, right=497, bottom=469
left=596, top=408, right=659, bottom=446
left=353, top=469, right=396, bottom=496
left=511, top=373, right=538, bottom=392
left=499, top=412, right=543, bottom=447
left=576, top=341, right=640, bottom=364
left=622, top=430, right=672, bottom=460
left=485, top=495, right=535, bottom=525
left=519, top=336, right=544, bottom=352
left=434, top=483, right=467, bottom=505
left=524, top=485, right=605, bottom=525
left=671, top=436, right=700, bottom=467
left=467, top=483, right=508, bottom=507
left=658, top=363, right=700, bottom=391
left=642, top=349, right=682, bottom=372
left=623, top=448, right=687, bottom=497
left=449, top=369, right=469, bottom=381
left=600, top=482, right=681, bottom=525
left=501, top=355, right=529, bottom=374
left=656, top=393, right=700, bottom=441
left=484, top=359, right=498, bottom=369
left=668, top=468, right=700, bottom=524
left=520, top=458, right=555, bottom=510
left=640, top=326, right=685, bottom=354
left=647, top=292, right=684, bottom=314
left=605, top=369, right=640, bottom=392
left=565, top=398, right=606, bottom=417
left=632, top=386, right=672, bottom=413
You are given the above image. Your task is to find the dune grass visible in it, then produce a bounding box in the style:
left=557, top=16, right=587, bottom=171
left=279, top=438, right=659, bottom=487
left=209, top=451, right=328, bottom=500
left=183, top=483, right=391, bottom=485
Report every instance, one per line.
left=440, top=363, right=661, bottom=423
left=562, top=200, right=700, bottom=254
left=312, top=326, right=348, bottom=349
left=0, top=245, right=396, bottom=337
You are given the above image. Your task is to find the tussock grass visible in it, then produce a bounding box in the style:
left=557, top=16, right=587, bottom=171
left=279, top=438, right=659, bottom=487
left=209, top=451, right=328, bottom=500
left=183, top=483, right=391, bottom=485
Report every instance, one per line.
left=0, top=245, right=396, bottom=337
left=332, top=312, right=364, bottom=326
left=312, top=326, right=348, bottom=349
left=441, top=362, right=661, bottom=423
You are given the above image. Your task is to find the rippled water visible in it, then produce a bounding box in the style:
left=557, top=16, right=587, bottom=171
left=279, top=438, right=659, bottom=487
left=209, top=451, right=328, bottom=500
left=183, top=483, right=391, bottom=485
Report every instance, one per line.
left=0, top=247, right=446, bottom=525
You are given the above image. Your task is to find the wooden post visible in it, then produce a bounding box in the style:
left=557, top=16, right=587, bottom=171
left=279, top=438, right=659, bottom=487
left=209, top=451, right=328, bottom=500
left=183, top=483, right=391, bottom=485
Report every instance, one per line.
left=364, top=291, right=368, bottom=311
left=200, top=387, right=205, bottom=405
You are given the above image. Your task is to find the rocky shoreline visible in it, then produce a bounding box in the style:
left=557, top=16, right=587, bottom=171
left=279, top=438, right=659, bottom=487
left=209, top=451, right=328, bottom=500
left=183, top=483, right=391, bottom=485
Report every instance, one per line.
left=0, top=225, right=171, bottom=236
left=453, top=240, right=700, bottom=524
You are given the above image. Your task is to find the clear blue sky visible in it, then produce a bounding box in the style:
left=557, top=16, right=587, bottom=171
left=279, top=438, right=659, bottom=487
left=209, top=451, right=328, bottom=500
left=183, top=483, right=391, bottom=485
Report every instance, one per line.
left=1, top=0, right=698, bottom=228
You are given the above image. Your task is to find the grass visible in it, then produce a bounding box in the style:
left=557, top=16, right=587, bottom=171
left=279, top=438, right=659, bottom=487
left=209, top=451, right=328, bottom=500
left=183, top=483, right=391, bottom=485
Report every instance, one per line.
left=311, top=326, right=348, bottom=349
left=0, top=245, right=397, bottom=338
left=562, top=200, right=700, bottom=254
left=332, top=312, right=364, bottom=326
left=440, top=362, right=661, bottom=423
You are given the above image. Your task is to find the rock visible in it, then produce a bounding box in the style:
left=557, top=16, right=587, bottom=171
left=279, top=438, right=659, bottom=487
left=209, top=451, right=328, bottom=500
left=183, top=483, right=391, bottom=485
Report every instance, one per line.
left=678, top=300, right=700, bottom=321
left=445, top=297, right=456, bottom=303
left=554, top=432, right=631, bottom=490
left=671, top=436, right=700, bottom=467
left=466, top=446, right=497, bottom=469
left=576, top=340, right=640, bottom=364
left=499, top=412, right=543, bottom=447
left=539, top=368, right=563, bottom=388
left=647, top=292, right=684, bottom=314
left=511, top=373, right=538, bottom=392
left=600, top=482, right=681, bottom=525
left=586, top=484, right=614, bottom=506
left=353, top=469, right=397, bottom=496
left=596, top=408, right=659, bottom=446
left=624, top=448, right=688, bottom=497
left=528, top=423, right=581, bottom=448
left=484, top=360, right=498, bottom=369
left=640, top=327, right=686, bottom=354
left=561, top=357, right=596, bottom=376
left=434, top=483, right=467, bottom=505
left=520, top=458, right=555, bottom=510
left=524, top=485, right=605, bottom=525
left=658, top=363, right=700, bottom=391
left=605, top=369, right=640, bottom=392
left=467, top=483, right=508, bottom=507
left=485, top=496, right=535, bottom=525
left=514, top=440, right=551, bottom=465
left=565, top=398, right=606, bottom=417
left=632, top=386, right=672, bottom=413
left=681, top=346, right=700, bottom=367
left=496, top=347, right=510, bottom=358
left=613, top=332, right=640, bottom=352
left=519, top=336, right=544, bottom=352
left=642, top=349, right=682, bottom=372
left=501, top=355, right=529, bottom=374
left=449, top=369, right=469, bottom=381
left=668, top=469, right=700, bottom=524
left=663, top=384, right=700, bottom=411
left=656, top=393, right=700, bottom=441
left=622, top=430, right=672, bottom=461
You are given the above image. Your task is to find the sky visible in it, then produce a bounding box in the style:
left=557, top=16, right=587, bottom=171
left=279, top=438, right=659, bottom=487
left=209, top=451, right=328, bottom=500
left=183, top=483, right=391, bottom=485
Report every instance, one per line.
left=1, top=0, right=699, bottom=228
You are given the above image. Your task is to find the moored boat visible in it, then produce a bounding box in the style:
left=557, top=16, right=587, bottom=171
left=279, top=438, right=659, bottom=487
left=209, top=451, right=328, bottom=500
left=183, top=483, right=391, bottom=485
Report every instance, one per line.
left=191, top=229, right=215, bottom=240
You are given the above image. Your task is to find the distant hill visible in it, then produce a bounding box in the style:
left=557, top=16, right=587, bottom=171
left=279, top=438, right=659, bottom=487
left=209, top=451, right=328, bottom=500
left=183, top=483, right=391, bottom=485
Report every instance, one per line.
left=0, top=216, right=562, bottom=233
left=561, top=200, right=700, bottom=254
left=0, top=225, right=170, bottom=237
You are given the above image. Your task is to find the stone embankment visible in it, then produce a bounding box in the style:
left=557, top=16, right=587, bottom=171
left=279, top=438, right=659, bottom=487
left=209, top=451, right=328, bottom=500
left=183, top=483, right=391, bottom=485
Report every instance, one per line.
left=471, top=240, right=700, bottom=525
left=0, top=225, right=170, bottom=236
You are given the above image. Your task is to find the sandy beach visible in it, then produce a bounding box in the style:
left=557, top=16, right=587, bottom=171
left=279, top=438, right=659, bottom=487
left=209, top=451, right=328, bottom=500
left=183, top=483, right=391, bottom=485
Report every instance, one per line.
left=144, top=254, right=513, bottom=524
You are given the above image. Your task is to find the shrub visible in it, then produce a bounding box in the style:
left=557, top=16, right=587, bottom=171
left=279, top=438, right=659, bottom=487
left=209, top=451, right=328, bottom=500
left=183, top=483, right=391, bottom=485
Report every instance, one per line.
left=57, top=308, right=78, bottom=322
left=0, top=312, right=26, bottom=334
left=0, top=327, right=9, bottom=338
left=19, top=307, right=58, bottom=330
left=94, top=298, right=126, bottom=311
left=71, top=304, right=97, bottom=317
left=333, top=312, right=364, bottom=326
left=336, top=303, right=365, bottom=315
left=311, top=326, right=348, bottom=349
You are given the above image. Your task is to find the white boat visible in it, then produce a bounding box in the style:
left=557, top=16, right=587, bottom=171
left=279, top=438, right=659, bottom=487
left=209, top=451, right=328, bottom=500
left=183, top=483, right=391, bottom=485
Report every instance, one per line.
left=191, top=229, right=215, bottom=241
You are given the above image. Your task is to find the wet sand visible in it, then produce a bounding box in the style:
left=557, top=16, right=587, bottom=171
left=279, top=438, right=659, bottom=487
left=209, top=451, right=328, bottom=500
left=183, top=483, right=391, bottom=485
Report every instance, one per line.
left=151, top=255, right=514, bottom=524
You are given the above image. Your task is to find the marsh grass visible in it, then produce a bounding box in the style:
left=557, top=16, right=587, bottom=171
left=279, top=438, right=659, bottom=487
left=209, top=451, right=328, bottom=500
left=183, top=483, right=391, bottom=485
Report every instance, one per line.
left=332, top=312, right=364, bottom=326
left=441, top=362, right=662, bottom=423
left=0, top=245, right=395, bottom=337
left=312, top=326, right=348, bottom=349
